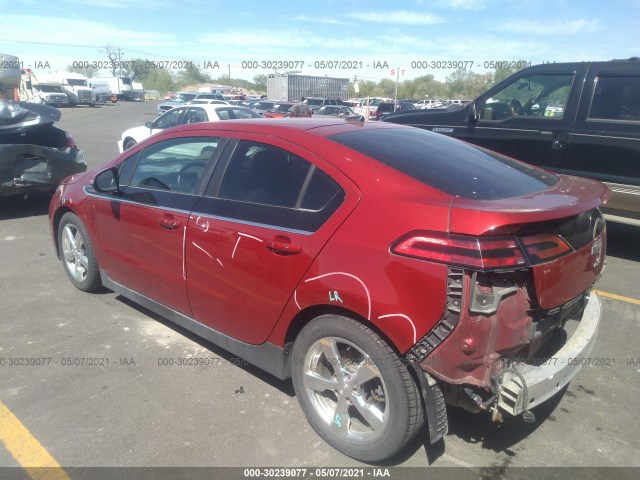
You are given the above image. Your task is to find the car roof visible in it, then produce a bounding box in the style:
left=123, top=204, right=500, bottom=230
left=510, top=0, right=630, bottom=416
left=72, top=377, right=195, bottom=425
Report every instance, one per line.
left=164, top=104, right=254, bottom=114
left=161, top=117, right=405, bottom=138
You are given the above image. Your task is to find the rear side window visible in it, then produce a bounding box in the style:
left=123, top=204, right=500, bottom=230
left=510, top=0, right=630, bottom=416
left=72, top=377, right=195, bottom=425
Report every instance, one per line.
left=589, top=75, right=640, bottom=122
left=329, top=128, right=558, bottom=200
left=209, top=141, right=345, bottom=232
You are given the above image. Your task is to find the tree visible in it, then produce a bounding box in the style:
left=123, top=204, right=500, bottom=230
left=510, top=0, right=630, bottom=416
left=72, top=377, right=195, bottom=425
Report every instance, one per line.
left=144, top=68, right=175, bottom=93
left=122, top=58, right=154, bottom=83
left=349, top=79, right=377, bottom=98
left=491, top=60, right=530, bottom=87
left=175, top=63, right=212, bottom=88
left=446, top=68, right=492, bottom=99
left=253, top=74, right=267, bottom=90
left=102, top=45, right=121, bottom=76
left=66, top=64, right=97, bottom=78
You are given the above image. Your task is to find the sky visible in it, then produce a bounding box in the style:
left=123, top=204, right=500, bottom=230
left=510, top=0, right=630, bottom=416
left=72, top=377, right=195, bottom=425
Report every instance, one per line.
left=2, top=0, right=639, bottom=84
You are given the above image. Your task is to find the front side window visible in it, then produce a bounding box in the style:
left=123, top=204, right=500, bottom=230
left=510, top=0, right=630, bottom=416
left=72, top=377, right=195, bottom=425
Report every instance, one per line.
left=482, top=74, right=574, bottom=120
left=154, top=108, right=185, bottom=129
left=589, top=75, right=640, bottom=122
left=128, top=137, right=221, bottom=194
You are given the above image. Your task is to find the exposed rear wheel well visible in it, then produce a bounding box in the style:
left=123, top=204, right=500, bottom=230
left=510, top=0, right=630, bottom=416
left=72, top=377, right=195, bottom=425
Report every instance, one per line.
left=284, top=305, right=404, bottom=357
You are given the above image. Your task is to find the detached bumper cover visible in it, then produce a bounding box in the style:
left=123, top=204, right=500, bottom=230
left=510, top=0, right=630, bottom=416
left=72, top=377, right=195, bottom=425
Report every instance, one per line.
left=497, top=293, right=601, bottom=415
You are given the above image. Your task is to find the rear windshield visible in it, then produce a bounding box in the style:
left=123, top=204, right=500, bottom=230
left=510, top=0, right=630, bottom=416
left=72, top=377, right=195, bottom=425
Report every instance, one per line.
left=270, top=104, right=293, bottom=113
left=329, top=128, right=558, bottom=200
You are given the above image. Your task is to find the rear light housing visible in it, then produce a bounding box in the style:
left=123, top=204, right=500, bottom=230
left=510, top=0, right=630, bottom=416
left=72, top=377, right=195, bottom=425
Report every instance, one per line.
left=519, top=233, right=572, bottom=263
left=392, top=231, right=573, bottom=271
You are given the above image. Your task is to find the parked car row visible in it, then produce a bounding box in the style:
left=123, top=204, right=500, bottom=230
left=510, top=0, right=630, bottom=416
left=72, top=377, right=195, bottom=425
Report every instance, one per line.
left=119, top=104, right=261, bottom=152
left=157, top=92, right=227, bottom=113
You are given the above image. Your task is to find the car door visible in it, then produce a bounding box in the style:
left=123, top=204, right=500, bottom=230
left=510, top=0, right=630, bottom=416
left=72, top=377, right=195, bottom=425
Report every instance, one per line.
left=93, top=135, right=225, bottom=315
left=185, top=136, right=359, bottom=344
left=567, top=67, right=640, bottom=218
left=470, top=65, right=587, bottom=172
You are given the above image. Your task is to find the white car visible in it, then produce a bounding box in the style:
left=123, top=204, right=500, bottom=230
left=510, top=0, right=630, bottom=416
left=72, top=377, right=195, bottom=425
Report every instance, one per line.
left=118, top=104, right=261, bottom=152
left=414, top=99, right=443, bottom=109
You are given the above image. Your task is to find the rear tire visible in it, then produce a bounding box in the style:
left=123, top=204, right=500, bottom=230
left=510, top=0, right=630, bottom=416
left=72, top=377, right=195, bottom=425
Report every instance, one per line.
left=291, top=315, right=424, bottom=462
left=58, top=212, right=101, bottom=292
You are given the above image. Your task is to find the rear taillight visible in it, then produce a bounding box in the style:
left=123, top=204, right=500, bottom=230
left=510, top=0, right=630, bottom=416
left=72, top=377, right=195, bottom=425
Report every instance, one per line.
left=519, top=233, right=571, bottom=263
left=392, top=232, right=527, bottom=270
left=392, top=231, right=573, bottom=270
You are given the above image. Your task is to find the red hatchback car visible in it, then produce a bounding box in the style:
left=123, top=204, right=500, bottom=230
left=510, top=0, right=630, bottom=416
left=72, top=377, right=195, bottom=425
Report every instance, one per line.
left=49, top=119, right=610, bottom=462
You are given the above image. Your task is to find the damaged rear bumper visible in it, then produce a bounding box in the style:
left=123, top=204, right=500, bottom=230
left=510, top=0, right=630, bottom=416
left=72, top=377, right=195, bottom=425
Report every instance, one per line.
left=496, top=292, right=601, bottom=415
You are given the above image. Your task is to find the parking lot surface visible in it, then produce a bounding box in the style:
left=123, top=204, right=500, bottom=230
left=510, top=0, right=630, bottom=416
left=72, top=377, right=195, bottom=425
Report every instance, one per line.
left=1, top=102, right=639, bottom=475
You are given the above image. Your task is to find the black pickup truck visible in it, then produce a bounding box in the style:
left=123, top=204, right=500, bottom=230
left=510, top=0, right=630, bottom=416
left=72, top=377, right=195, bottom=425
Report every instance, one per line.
left=382, top=59, right=640, bottom=226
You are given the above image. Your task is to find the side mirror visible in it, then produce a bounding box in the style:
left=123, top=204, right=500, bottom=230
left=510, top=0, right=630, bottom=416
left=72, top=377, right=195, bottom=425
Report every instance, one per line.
left=145, top=121, right=153, bottom=129
left=467, top=101, right=478, bottom=124
left=93, top=167, right=120, bottom=194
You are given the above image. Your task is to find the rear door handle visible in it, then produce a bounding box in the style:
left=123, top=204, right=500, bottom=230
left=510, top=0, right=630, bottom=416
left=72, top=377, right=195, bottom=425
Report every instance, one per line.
left=158, top=215, right=181, bottom=230
left=265, top=235, right=301, bottom=255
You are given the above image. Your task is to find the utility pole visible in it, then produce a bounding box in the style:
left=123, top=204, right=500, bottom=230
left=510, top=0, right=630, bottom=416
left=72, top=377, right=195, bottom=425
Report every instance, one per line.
left=117, top=48, right=124, bottom=77
left=394, top=67, right=400, bottom=110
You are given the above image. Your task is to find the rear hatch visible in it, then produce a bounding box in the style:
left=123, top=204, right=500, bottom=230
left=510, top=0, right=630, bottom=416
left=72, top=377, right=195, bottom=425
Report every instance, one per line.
left=448, top=168, right=610, bottom=309
left=329, top=126, right=611, bottom=309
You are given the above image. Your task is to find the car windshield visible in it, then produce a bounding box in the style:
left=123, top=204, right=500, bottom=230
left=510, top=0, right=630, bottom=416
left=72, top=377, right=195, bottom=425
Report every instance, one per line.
left=270, top=104, right=293, bottom=113
left=329, top=128, right=558, bottom=200
left=304, top=99, right=323, bottom=106
left=172, top=94, right=197, bottom=103
left=38, top=85, right=64, bottom=93
left=254, top=102, right=274, bottom=110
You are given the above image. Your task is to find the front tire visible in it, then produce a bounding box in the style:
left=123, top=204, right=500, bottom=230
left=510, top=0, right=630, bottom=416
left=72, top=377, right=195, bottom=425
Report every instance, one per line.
left=58, top=212, right=101, bottom=292
left=291, top=315, right=424, bottom=462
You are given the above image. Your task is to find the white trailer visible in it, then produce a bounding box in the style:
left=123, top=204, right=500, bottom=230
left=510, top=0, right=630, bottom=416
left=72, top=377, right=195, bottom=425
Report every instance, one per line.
left=96, top=76, right=133, bottom=102
left=131, top=81, right=144, bottom=101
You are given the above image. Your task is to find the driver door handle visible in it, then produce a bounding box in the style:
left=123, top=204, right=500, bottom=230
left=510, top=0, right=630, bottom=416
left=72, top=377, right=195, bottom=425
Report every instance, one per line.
left=551, top=132, right=568, bottom=150
left=158, top=215, right=181, bottom=230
